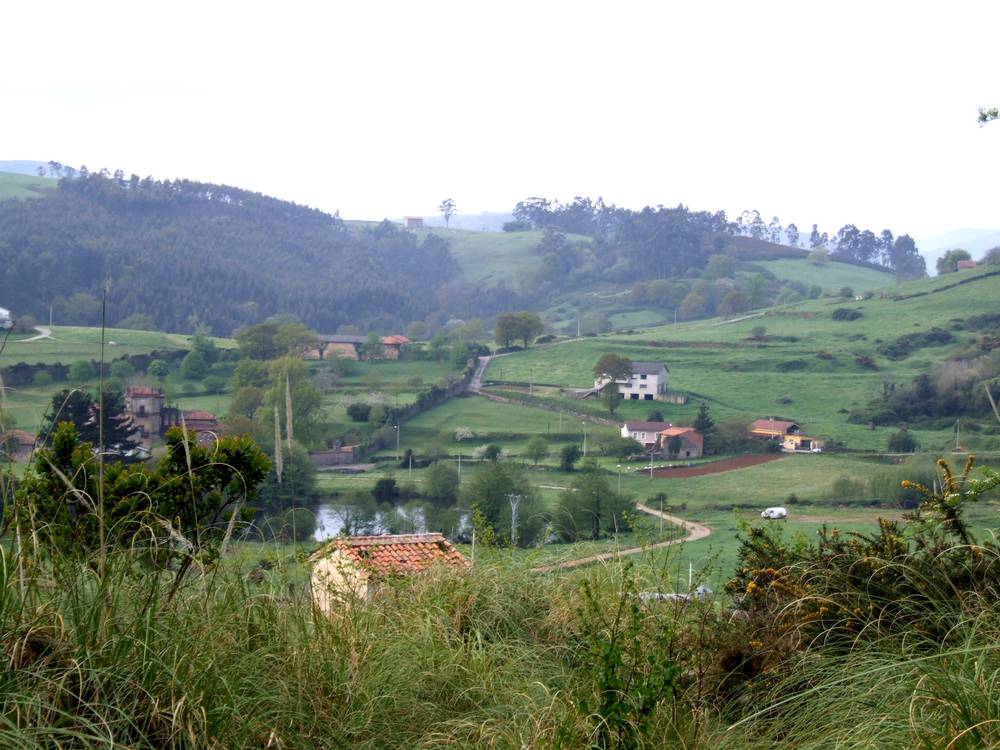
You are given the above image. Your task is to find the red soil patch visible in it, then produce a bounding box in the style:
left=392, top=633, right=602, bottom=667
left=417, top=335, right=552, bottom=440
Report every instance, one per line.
left=645, top=453, right=785, bottom=478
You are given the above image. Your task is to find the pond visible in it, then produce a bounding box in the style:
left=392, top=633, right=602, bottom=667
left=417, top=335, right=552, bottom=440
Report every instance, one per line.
left=312, top=499, right=470, bottom=541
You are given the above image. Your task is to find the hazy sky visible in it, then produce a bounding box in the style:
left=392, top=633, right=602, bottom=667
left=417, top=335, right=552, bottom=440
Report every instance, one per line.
left=3, top=1, right=998, bottom=238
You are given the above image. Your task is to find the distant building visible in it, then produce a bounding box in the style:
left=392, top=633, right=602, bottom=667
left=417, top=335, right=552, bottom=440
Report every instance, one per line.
left=749, top=418, right=824, bottom=452
left=403, top=216, right=424, bottom=229
left=957, top=260, right=977, bottom=270
left=125, top=386, right=165, bottom=446
left=595, top=361, right=669, bottom=401
left=658, top=426, right=704, bottom=459
left=1, top=429, right=36, bottom=462
left=0, top=307, right=13, bottom=330
left=309, top=533, right=468, bottom=613
left=302, top=333, right=409, bottom=361
left=621, top=421, right=672, bottom=450
left=125, top=386, right=218, bottom=448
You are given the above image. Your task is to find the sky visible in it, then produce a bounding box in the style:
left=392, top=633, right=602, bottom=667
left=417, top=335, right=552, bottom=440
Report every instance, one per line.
left=2, top=0, right=999, bottom=239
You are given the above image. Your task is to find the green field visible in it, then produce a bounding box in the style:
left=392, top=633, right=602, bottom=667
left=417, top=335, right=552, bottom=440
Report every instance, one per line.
left=751, top=257, right=896, bottom=293
left=0, top=170, right=53, bottom=201
left=483, top=267, right=1000, bottom=453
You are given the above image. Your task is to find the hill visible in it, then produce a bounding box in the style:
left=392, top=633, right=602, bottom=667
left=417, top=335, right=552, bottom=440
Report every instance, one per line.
left=0, top=160, right=50, bottom=177
left=917, top=227, right=1000, bottom=271
left=0, top=170, right=54, bottom=200
left=482, top=267, right=1000, bottom=453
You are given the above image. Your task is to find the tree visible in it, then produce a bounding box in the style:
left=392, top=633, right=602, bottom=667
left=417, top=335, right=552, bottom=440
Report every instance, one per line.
left=346, top=402, right=371, bottom=422
left=109, top=360, right=135, bottom=382
left=808, top=246, right=829, bottom=265
left=646, top=409, right=664, bottom=422
left=147, top=359, right=169, bottom=381
left=678, top=292, right=705, bottom=320
left=560, top=444, right=582, bottom=472
left=373, top=478, right=400, bottom=505
left=786, top=222, right=800, bottom=247
left=601, top=381, right=621, bottom=415
left=41, top=388, right=138, bottom=455
left=494, top=311, right=544, bottom=349
left=461, top=462, right=543, bottom=546
left=703, top=254, right=735, bottom=280
left=692, top=403, right=716, bottom=454
left=69, top=360, right=96, bottom=382
left=363, top=332, right=383, bottom=362
left=937, top=248, right=972, bottom=275
left=425, top=461, right=460, bottom=507
left=667, top=435, right=683, bottom=459
left=888, top=428, right=917, bottom=453
left=482, top=444, right=502, bottom=462
left=716, top=290, right=751, bottom=318
left=982, top=247, right=1000, bottom=266
left=439, top=198, right=457, bottom=229
left=593, top=353, right=633, bottom=382
left=181, top=350, right=209, bottom=380
left=553, top=463, right=632, bottom=541
left=524, top=435, right=549, bottom=466
left=116, top=313, right=157, bottom=331
left=751, top=324, right=767, bottom=340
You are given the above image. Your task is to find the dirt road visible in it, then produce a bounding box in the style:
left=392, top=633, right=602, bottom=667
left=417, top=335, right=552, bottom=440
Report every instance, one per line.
left=530, top=503, right=711, bottom=574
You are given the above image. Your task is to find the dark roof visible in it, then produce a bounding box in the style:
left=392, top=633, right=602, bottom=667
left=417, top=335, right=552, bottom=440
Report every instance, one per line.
left=624, top=421, right=672, bottom=432
left=310, top=533, right=468, bottom=578
left=318, top=334, right=367, bottom=344
left=632, top=361, right=669, bottom=374
left=751, top=419, right=800, bottom=433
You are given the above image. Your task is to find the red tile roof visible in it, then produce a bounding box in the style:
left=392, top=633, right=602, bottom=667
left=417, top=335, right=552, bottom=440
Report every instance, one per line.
left=311, top=533, right=468, bottom=578
left=659, top=426, right=696, bottom=437
left=182, top=410, right=217, bottom=421
left=127, top=386, right=163, bottom=398
left=957, top=260, right=977, bottom=269
left=380, top=334, right=410, bottom=346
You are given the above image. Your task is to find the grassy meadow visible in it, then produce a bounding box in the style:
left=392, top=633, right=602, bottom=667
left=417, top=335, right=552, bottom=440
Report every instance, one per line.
left=485, top=267, right=1000, bottom=452
left=0, top=170, right=53, bottom=200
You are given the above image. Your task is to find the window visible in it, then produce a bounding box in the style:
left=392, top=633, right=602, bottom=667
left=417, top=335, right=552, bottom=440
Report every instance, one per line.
left=640, top=373, right=647, bottom=380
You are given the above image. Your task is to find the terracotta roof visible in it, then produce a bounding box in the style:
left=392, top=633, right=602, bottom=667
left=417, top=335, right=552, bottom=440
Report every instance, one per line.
left=2, top=429, right=36, bottom=444
left=310, top=533, right=468, bottom=578
left=750, top=419, right=799, bottom=433
left=957, top=260, right=977, bottom=269
left=624, top=421, right=672, bottom=432
left=659, top=426, right=696, bottom=437
left=183, top=410, right=217, bottom=421
left=127, top=386, right=163, bottom=398
left=380, top=334, right=410, bottom=345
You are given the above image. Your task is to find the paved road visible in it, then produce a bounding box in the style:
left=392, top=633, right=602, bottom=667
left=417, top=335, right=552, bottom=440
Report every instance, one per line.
left=530, top=503, right=711, bottom=574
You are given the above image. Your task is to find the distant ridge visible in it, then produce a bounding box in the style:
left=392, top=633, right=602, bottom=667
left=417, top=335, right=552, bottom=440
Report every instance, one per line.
left=0, top=160, right=50, bottom=177
left=917, top=227, right=1000, bottom=272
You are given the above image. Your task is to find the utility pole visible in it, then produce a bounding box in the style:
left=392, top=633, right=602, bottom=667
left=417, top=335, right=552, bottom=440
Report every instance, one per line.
left=582, top=421, right=587, bottom=457
left=507, top=493, right=522, bottom=548
left=616, top=464, right=622, bottom=494
left=394, top=424, right=400, bottom=462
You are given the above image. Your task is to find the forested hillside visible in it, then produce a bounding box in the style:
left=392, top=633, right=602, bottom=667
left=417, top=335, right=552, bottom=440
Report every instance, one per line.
left=0, top=172, right=459, bottom=334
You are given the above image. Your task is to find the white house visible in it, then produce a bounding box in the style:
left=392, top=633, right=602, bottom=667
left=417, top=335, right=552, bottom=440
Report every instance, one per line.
left=596, top=361, right=669, bottom=401
left=0, top=307, right=12, bottom=330
left=621, top=421, right=672, bottom=450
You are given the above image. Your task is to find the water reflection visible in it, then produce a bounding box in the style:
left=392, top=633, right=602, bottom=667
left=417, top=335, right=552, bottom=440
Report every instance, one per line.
left=313, top=499, right=469, bottom=541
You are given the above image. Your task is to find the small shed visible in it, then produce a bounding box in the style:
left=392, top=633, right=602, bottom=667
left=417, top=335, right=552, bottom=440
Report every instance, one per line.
left=403, top=216, right=424, bottom=229
left=309, top=533, right=468, bottom=613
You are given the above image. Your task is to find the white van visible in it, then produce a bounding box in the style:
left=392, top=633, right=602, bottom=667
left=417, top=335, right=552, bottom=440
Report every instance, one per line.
left=760, top=506, right=788, bottom=520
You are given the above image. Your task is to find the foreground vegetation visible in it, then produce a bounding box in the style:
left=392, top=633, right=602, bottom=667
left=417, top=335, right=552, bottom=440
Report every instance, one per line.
left=2, top=450, right=999, bottom=747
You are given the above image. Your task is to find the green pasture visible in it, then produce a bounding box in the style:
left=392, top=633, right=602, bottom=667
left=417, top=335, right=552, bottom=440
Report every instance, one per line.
left=750, top=258, right=896, bottom=293
left=485, top=269, right=1000, bottom=452
left=0, top=170, right=53, bottom=200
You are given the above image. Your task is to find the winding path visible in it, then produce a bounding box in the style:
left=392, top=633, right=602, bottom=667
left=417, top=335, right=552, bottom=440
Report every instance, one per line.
left=14, top=326, right=53, bottom=342
left=530, top=503, right=711, bottom=574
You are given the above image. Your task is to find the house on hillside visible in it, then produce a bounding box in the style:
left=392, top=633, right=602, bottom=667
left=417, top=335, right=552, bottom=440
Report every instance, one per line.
left=957, top=260, right=977, bottom=271
left=622, top=421, right=672, bottom=450
left=0, top=307, right=13, bottom=330
left=403, top=216, right=424, bottom=229
left=309, top=533, right=468, bottom=613
left=380, top=334, right=410, bottom=360
left=658, top=426, right=704, bottom=459
left=1, top=429, right=36, bottom=462
left=749, top=418, right=824, bottom=452
left=303, top=334, right=367, bottom=361
left=596, top=361, right=669, bottom=401
left=303, top=333, right=410, bottom=361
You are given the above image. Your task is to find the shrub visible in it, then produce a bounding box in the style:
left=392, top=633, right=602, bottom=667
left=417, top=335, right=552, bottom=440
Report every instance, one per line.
left=832, top=308, right=862, bottom=321
left=560, top=444, right=582, bottom=471
left=69, top=360, right=96, bottom=381
left=887, top=428, right=917, bottom=452
left=109, top=360, right=135, bottom=381
left=346, top=403, right=371, bottom=422
left=855, top=354, right=878, bottom=370
left=33, top=371, right=53, bottom=387
left=180, top=350, right=209, bottom=380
